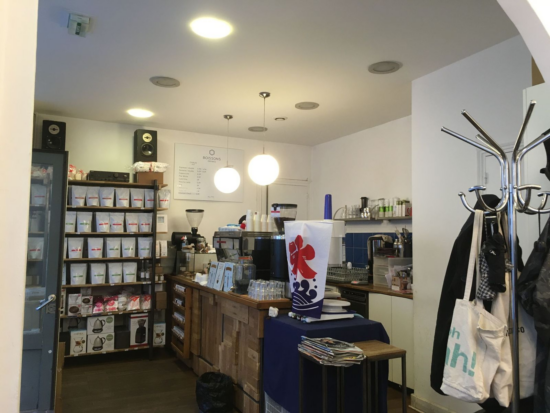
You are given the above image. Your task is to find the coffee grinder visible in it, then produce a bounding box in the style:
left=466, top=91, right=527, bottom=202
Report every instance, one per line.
left=185, top=209, right=206, bottom=247
left=270, top=204, right=298, bottom=283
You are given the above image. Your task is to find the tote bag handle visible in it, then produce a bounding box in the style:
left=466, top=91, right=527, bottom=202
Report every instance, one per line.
left=464, top=210, right=484, bottom=301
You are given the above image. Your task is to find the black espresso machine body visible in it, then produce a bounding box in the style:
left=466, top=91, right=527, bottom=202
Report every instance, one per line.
left=213, top=231, right=273, bottom=280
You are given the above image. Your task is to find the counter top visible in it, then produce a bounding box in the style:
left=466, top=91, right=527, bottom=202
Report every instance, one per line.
left=169, top=275, right=293, bottom=310
left=330, top=282, right=413, bottom=300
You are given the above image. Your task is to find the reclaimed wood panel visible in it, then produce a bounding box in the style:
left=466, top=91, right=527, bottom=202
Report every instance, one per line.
left=191, top=287, right=201, bottom=355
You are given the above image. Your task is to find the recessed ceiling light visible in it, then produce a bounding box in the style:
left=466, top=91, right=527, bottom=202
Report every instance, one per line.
left=127, top=108, right=153, bottom=118
left=295, top=102, right=319, bottom=110
left=274, top=117, right=287, bottom=121
left=248, top=126, right=268, bottom=132
left=150, top=76, right=180, bottom=88
left=368, top=61, right=402, bottom=74
left=190, top=17, right=232, bottom=39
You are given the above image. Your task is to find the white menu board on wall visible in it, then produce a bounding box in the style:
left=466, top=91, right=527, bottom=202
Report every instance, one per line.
left=173, top=143, right=244, bottom=202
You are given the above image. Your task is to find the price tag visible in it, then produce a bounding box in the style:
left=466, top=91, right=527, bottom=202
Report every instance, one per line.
left=110, top=283, right=115, bottom=286
left=102, top=351, right=106, bottom=354
left=107, top=312, right=112, bottom=315
left=125, top=349, right=129, bottom=352
left=74, top=354, right=79, bottom=357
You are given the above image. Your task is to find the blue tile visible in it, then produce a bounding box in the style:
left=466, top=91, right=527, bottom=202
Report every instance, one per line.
left=356, top=249, right=367, bottom=265
left=345, top=248, right=353, bottom=263
left=354, top=233, right=367, bottom=249
left=345, top=233, right=354, bottom=248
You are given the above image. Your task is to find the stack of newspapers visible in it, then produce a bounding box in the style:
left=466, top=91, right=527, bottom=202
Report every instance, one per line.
left=298, top=336, right=365, bottom=367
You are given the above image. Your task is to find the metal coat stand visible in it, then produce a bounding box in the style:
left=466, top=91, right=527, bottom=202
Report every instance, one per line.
left=442, top=101, right=550, bottom=413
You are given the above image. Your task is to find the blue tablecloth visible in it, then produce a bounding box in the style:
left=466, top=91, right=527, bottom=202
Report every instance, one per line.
left=264, top=316, right=390, bottom=413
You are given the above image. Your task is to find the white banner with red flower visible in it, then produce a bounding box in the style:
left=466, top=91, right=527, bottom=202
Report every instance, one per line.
left=285, top=220, right=333, bottom=319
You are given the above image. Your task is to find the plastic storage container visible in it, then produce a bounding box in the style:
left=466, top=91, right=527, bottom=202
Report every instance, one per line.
left=233, top=256, right=256, bottom=295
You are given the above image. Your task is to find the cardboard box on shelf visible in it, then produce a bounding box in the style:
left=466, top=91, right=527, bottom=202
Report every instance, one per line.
left=115, top=326, right=131, bottom=349
left=86, top=315, right=115, bottom=334
left=87, top=333, right=115, bottom=353
left=136, top=172, right=163, bottom=186
left=153, top=323, right=166, bottom=346
left=155, top=265, right=164, bottom=275
left=128, top=313, right=149, bottom=347
left=69, top=330, right=87, bottom=355
left=62, top=317, right=86, bottom=332
left=156, top=291, right=167, bottom=310
left=67, top=294, right=82, bottom=316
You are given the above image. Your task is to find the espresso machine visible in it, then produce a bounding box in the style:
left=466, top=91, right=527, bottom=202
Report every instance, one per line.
left=270, top=203, right=297, bottom=282
left=212, top=230, right=272, bottom=280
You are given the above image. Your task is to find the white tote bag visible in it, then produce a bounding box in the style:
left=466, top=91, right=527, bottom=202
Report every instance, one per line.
left=441, top=210, right=508, bottom=403
left=489, top=214, right=536, bottom=405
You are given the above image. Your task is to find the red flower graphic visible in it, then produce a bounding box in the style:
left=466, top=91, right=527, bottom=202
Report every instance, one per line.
left=288, top=235, right=317, bottom=279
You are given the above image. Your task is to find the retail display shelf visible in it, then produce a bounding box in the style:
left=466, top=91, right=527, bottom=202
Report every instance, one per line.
left=172, top=315, right=185, bottom=329
left=335, top=216, right=412, bottom=222
left=65, top=232, right=154, bottom=236
left=61, top=310, right=150, bottom=319
left=64, top=346, right=148, bottom=358
left=66, top=206, right=167, bottom=212
left=173, top=288, right=186, bottom=297
left=173, top=303, right=186, bottom=313
left=68, top=180, right=168, bottom=189
left=62, top=281, right=158, bottom=288
left=64, top=257, right=154, bottom=262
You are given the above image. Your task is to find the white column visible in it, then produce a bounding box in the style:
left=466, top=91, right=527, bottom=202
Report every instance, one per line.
left=498, top=0, right=550, bottom=81
left=0, top=0, right=39, bottom=412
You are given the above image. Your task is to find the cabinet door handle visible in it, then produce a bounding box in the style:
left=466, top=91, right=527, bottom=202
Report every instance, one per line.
left=36, top=294, right=56, bottom=311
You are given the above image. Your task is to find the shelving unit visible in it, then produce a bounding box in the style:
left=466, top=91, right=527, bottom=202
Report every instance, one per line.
left=169, top=285, right=191, bottom=360
left=62, top=179, right=167, bottom=360
left=335, top=216, right=412, bottom=222
left=65, top=346, right=148, bottom=358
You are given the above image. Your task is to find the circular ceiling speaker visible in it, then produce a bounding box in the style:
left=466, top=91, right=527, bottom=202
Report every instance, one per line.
left=368, top=61, right=402, bottom=74
left=149, top=76, right=181, bottom=88
left=248, top=126, right=268, bottom=132
left=295, top=102, right=319, bottom=110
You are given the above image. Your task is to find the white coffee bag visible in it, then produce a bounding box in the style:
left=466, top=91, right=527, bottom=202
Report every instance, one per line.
left=105, top=238, right=121, bottom=258
left=138, top=213, right=153, bottom=233
left=131, top=188, right=145, bottom=208
left=125, top=213, right=139, bottom=233
left=116, top=187, right=130, bottom=207
left=109, top=262, right=123, bottom=283
left=76, top=211, right=93, bottom=233
left=144, top=189, right=155, bottom=208
left=86, top=186, right=100, bottom=206
left=27, top=237, right=44, bottom=260
left=62, top=264, right=67, bottom=285
left=64, top=238, right=67, bottom=258
left=71, top=186, right=87, bottom=206
left=155, top=241, right=160, bottom=258
left=70, top=264, right=87, bottom=285
left=158, top=189, right=171, bottom=209
left=160, top=240, right=168, bottom=257
left=65, top=211, right=76, bottom=233
left=95, top=212, right=110, bottom=233
left=123, top=262, right=137, bottom=282
left=121, top=238, right=136, bottom=258
left=87, top=238, right=103, bottom=258
left=68, top=238, right=84, bottom=259
left=31, top=184, right=47, bottom=206
left=90, top=263, right=106, bottom=284
left=110, top=213, right=125, bottom=233
left=138, top=237, right=153, bottom=258
left=99, top=187, right=115, bottom=207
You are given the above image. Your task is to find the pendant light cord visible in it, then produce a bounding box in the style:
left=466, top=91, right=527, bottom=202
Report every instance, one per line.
left=263, top=96, right=266, bottom=154
left=226, top=117, right=229, bottom=167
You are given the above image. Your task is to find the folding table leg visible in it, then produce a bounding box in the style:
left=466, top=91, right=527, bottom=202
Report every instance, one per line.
left=363, top=361, right=368, bottom=413
left=402, top=354, right=407, bottom=413
left=336, top=367, right=341, bottom=413
left=340, top=367, right=345, bottom=413
left=367, top=361, right=372, bottom=413
left=374, top=362, right=379, bottom=413
left=299, top=356, right=304, bottom=413
left=323, top=365, right=328, bottom=413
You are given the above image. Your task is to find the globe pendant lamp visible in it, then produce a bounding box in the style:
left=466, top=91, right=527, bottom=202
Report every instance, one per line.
left=214, top=115, right=241, bottom=193
left=248, top=92, right=280, bottom=186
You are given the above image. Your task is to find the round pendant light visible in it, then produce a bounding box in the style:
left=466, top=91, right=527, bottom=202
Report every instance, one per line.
left=214, top=115, right=241, bottom=194
left=248, top=92, right=280, bottom=186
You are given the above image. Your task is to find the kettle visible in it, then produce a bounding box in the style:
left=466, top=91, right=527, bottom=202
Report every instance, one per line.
left=92, top=318, right=106, bottom=333
left=92, top=336, right=106, bottom=351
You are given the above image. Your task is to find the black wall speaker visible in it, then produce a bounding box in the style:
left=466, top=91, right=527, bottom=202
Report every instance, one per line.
left=134, top=129, right=157, bottom=162
left=42, top=120, right=66, bottom=151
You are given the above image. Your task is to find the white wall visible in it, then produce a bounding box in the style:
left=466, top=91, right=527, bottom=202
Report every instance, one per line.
left=309, top=116, right=412, bottom=232
left=33, top=114, right=311, bottom=241
left=1, top=1, right=39, bottom=411
left=411, top=36, right=531, bottom=412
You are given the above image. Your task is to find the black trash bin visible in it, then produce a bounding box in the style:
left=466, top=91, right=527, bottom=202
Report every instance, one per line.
left=196, top=372, right=234, bottom=413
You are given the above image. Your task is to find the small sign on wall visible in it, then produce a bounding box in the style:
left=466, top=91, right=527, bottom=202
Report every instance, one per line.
left=173, top=143, right=244, bottom=202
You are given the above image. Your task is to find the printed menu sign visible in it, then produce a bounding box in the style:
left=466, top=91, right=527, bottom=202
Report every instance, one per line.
left=173, top=143, right=244, bottom=202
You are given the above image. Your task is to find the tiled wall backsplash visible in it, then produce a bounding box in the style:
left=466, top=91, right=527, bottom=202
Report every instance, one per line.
left=345, top=232, right=412, bottom=268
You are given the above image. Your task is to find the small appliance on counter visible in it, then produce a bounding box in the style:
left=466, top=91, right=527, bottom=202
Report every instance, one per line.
left=185, top=209, right=206, bottom=248
left=367, top=235, right=393, bottom=275
left=270, top=203, right=298, bottom=283
left=213, top=230, right=273, bottom=280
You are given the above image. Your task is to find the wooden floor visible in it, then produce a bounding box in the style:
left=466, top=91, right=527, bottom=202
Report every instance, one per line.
left=62, top=350, right=413, bottom=413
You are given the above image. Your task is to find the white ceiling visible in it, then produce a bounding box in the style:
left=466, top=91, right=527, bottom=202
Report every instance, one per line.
left=34, top=0, right=519, bottom=146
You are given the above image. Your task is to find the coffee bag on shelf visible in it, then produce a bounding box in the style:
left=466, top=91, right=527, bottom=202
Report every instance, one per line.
left=116, top=188, right=130, bottom=207
left=87, top=238, right=103, bottom=258
left=123, top=262, right=137, bottom=282
left=68, top=238, right=84, bottom=259
left=27, top=237, right=44, bottom=260
left=95, top=212, right=110, bottom=233
left=90, top=263, right=106, bottom=284
left=121, top=238, right=135, bottom=258
left=108, top=262, right=123, bottom=284
left=31, top=184, right=47, bottom=206
left=65, top=211, right=76, bottom=233
left=105, top=238, right=121, bottom=258
left=86, top=186, right=100, bottom=207
left=71, top=186, right=87, bottom=206
left=99, top=187, right=115, bottom=207
left=145, top=189, right=155, bottom=208
left=109, top=213, right=124, bottom=233
left=138, top=237, right=153, bottom=258
left=130, top=188, right=144, bottom=208
left=70, top=264, right=87, bottom=285
left=125, top=213, right=139, bottom=233
left=158, top=189, right=171, bottom=209
left=76, top=212, right=93, bottom=233
left=138, top=213, right=153, bottom=233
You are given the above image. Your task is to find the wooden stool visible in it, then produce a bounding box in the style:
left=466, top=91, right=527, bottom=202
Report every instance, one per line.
left=355, top=340, right=407, bottom=413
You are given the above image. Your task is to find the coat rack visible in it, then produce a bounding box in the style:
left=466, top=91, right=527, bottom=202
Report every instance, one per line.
left=442, top=101, right=550, bottom=413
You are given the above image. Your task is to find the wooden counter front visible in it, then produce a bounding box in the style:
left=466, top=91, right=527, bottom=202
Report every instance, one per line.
left=168, top=275, right=291, bottom=413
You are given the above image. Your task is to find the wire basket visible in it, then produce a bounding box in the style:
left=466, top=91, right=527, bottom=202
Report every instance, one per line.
left=327, top=265, right=369, bottom=283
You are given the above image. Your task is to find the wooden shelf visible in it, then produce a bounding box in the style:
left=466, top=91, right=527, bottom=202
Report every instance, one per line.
left=61, top=310, right=149, bottom=319
left=29, top=232, right=44, bottom=235
left=66, top=206, right=167, bottom=212
left=173, top=303, right=186, bottom=314
left=68, top=180, right=167, bottom=189
left=65, top=346, right=148, bottom=358
left=62, top=281, right=155, bottom=288
left=172, top=315, right=185, bottom=329
left=65, top=232, right=153, bottom=236
left=64, top=257, right=153, bottom=262
left=173, top=288, right=186, bottom=297
left=335, top=216, right=412, bottom=222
